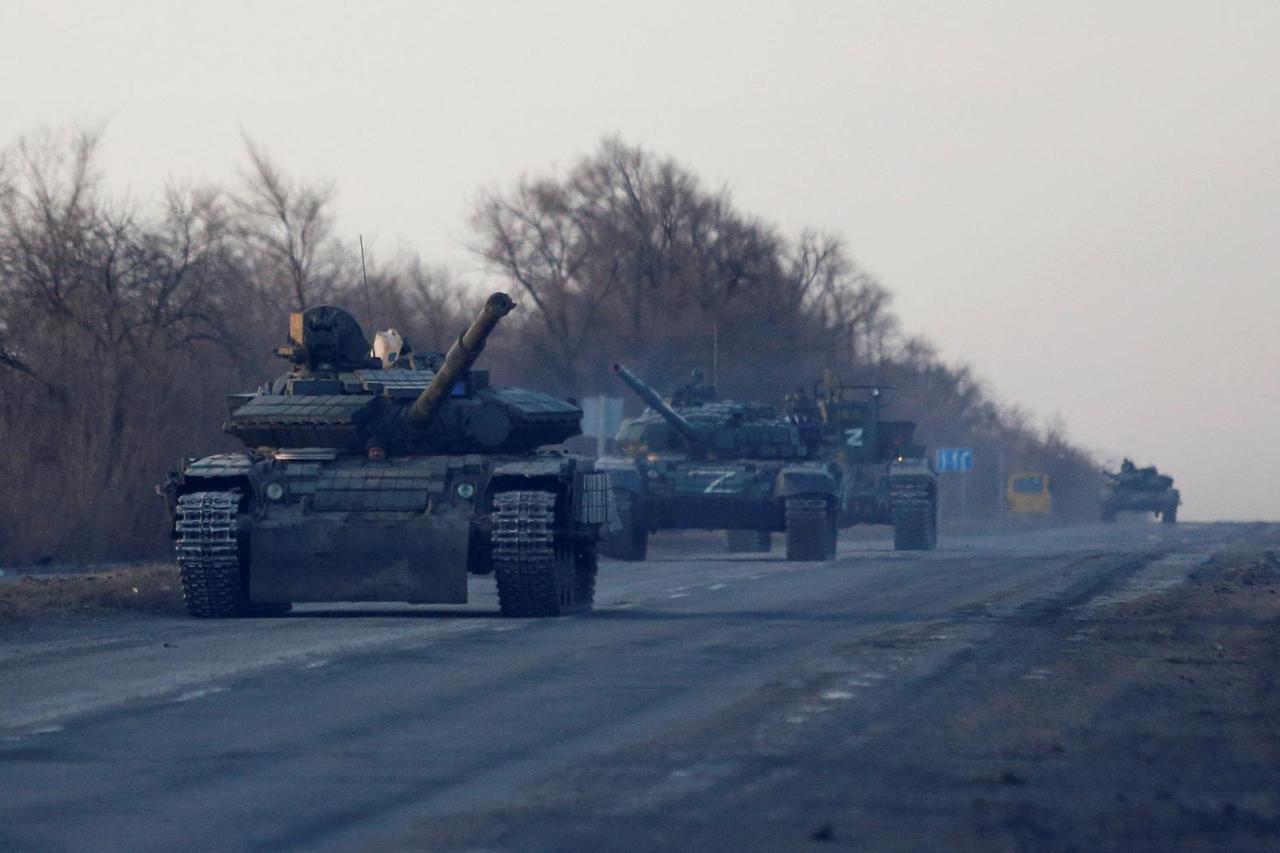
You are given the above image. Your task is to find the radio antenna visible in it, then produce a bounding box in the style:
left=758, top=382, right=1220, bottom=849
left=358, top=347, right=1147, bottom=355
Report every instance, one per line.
left=358, top=234, right=373, bottom=331
left=712, top=322, right=719, bottom=389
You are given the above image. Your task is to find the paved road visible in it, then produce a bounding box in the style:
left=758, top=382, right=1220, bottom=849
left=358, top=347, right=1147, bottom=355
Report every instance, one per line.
left=0, top=522, right=1260, bottom=850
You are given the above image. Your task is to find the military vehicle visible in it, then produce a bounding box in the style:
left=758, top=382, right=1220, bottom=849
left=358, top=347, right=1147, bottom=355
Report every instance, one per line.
left=159, top=293, right=613, bottom=618
left=797, top=380, right=938, bottom=550
left=1100, top=458, right=1180, bottom=523
left=1007, top=472, right=1052, bottom=518
left=597, top=365, right=840, bottom=562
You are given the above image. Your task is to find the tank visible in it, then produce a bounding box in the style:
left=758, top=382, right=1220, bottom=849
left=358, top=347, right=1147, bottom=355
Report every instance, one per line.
left=1100, top=458, right=1180, bottom=523
left=596, top=365, right=841, bottom=562
left=158, top=293, right=614, bottom=618
left=796, top=379, right=939, bottom=550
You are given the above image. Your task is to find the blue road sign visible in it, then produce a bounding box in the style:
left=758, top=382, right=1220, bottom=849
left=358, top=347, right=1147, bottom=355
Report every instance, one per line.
left=936, top=447, right=974, bottom=473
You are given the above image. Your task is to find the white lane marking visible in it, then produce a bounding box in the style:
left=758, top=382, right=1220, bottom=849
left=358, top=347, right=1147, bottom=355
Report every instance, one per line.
left=173, top=686, right=227, bottom=703
left=304, top=659, right=330, bottom=669
left=822, top=690, right=856, bottom=701
left=668, top=593, right=689, bottom=599
left=708, top=583, right=728, bottom=590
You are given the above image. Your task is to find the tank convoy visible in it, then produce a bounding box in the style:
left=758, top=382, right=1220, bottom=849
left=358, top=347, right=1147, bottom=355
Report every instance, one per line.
left=792, top=378, right=938, bottom=550
left=1101, top=458, right=1180, bottom=523
left=158, top=293, right=614, bottom=618
left=597, top=365, right=841, bottom=562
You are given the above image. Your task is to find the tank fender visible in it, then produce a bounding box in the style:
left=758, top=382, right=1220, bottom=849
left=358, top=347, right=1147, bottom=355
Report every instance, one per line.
left=488, top=456, right=575, bottom=512
left=491, top=456, right=575, bottom=480
left=488, top=455, right=614, bottom=529
left=776, top=465, right=839, bottom=500
left=159, top=453, right=262, bottom=528
left=889, top=457, right=935, bottom=483
left=172, top=453, right=262, bottom=498
left=182, top=453, right=256, bottom=480
left=574, top=470, right=617, bottom=527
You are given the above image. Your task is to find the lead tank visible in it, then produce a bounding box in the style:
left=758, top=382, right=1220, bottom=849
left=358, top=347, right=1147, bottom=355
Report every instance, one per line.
left=1101, top=458, right=1180, bottom=523
left=597, top=365, right=841, bottom=562
left=159, top=293, right=613, bottom=618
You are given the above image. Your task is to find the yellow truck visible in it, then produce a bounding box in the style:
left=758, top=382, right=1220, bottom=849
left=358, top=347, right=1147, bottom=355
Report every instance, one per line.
left=1007, top=472, right=1052, bottom=517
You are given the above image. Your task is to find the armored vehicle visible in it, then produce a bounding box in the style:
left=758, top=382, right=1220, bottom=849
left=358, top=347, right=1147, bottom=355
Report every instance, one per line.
left=1101, top=458, right=1180, bottom=523
left=159, top=293, right=613, bottom=618
left=597, top=365, right=841, bottom=562
left=796, top=380, right=938, bottom=550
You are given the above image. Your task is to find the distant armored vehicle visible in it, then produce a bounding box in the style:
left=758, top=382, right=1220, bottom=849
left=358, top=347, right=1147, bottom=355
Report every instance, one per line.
left=799, top=379, right=938, bottom=550
left=159, top=294, right=613, bottom=618
left=598, top=365, right=840, bottom=562
left=1101, top=458, right=1179, bottom=523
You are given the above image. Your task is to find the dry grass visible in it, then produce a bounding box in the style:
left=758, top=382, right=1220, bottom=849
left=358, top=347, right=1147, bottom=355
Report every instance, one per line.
left=0, top=563, right=185, bottom=624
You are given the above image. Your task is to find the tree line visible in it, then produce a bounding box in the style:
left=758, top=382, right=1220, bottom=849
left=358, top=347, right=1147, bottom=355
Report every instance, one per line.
left=0, top=130, right=1101, bottom=564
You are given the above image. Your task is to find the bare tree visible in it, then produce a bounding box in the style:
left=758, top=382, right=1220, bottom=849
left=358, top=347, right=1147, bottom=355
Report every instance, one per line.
left=234, top=139, right=350, bottom=311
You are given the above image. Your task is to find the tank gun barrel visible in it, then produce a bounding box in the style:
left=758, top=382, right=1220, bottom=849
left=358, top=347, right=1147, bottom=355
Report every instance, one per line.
left=612, top=363, right=703, bottom=447
left=406, top=292, right=516, bottom=429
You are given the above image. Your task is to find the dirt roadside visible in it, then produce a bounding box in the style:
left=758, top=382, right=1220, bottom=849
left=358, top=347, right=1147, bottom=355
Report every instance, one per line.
left=393, top=532, right=1280, bottom=851
left=0, top=563, right=184, bottom=626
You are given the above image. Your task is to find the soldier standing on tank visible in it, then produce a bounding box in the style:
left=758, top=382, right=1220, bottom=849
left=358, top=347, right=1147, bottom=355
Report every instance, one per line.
left=784, top=387, right=823, bottom=452
left=671, top=369, right=717, bottom=407
left=784, top=387, right=820, bottom=420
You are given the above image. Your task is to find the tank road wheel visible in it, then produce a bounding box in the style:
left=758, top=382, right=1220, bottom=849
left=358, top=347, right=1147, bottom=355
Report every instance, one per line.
left=493, top=490, right=591, bottom=617
left=891, top=483, right=938, bottom=551
left=601, top=489, right=648, bottom=561
left=1162, top=506, right=1178, bottom=524
left=785, top=497, right=836, bottom=562
left=726, top=529, right=773, bottom=553
left=175, top=491, right=249, bottom=618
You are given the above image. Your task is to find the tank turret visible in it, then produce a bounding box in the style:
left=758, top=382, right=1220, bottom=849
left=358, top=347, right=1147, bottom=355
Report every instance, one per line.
left=612, top=363, right=702, bottom=448
left=224, top=293, right=580, bottom=454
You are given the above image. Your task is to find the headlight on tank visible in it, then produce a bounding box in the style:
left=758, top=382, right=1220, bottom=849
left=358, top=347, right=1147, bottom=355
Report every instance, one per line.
left=456, top=482, right=476, bottom=500
left=265, top=482, right=285, bottom=501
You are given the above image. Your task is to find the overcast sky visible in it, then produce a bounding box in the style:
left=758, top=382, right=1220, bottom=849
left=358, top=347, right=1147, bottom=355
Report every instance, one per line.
left=3, top=0, right=1278, bottom=520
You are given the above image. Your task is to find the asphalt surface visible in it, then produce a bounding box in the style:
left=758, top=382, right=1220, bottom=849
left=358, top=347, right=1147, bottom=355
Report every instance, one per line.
left=0, top=522, right=1271, bottom=851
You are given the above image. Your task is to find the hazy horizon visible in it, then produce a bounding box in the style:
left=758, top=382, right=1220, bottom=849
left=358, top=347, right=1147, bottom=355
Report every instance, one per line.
left=4, top=0, right=1278, bottom=520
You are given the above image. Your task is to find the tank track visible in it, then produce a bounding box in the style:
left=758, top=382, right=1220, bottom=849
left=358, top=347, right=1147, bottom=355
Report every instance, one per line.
left=785, top=497, right=835, bottom=561
left=492, top=490, right=588, bottom=617
left=175, top=491, right=247, bottom=618
left=891, top=482, right=937, bottom=551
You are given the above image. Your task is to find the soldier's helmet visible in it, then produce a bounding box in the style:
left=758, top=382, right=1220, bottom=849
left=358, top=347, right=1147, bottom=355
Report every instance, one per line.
left=372, top=329, right=405, bottom=368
